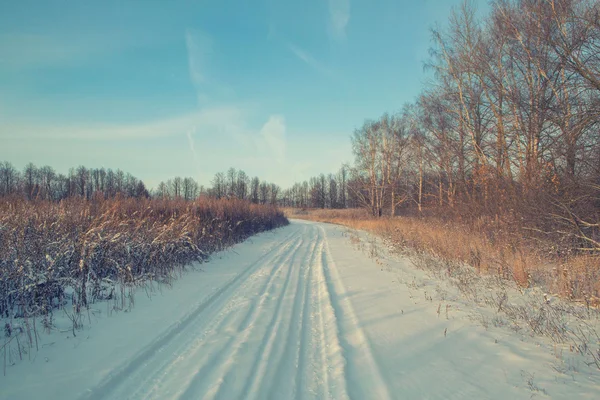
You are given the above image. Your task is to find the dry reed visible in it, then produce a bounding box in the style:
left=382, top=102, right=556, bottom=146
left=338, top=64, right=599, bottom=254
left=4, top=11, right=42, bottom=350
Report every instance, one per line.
left=0, top=196, right=288, bottom=319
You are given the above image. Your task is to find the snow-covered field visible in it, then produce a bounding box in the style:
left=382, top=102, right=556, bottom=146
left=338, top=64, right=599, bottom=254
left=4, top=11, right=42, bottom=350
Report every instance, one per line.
left=2, top=220, right=599, bottom=399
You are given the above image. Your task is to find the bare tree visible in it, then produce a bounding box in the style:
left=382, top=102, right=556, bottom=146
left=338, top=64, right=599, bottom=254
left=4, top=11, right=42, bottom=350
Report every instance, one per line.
left=0, top=162, right=19, bottom=196
left=156, top=181, right=170, bottom=199
left=259, top=181, right=269, bottom=205
left=39, top=165, right=56, bottom=200
left=212, top=172, right=226, bottom=200
left=337, top=165, right=348, bottom=209
left=227, top=168, right=237, bottom=197
left=328, top=174, right=338, bottom=208
left=183, top=177, right=199, bottom=201
left=236, top=170, right=249, bottom=200
left=270, top=183, right=280, bottom=205
left=251, top=177, right=260, bottom=204
left=170, top=177, right=183, bottom=199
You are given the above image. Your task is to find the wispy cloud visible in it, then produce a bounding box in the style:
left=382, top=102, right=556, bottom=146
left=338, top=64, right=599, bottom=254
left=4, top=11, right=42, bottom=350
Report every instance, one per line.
left=259, top=115, right=286, bottom=164
left=287, top=43, right=334, bottom=77
left=185, top=29, right=213, bottom=102
left=328, top=0, right=350, bottom=40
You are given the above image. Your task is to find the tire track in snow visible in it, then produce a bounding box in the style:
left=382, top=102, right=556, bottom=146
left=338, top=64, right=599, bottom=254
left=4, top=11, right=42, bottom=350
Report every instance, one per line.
left=263, top=225, right=320, bottom=400
left=312, top=231, right=333, bottom=399
left=176, top=229, right=307, bottom=400
left=313, top=230, right=350, bottom=400
left=318, top=225, right=393, bottom=400
left=143, top=231, right=307, bottom=400
left=80, top=226, right=303, bottom=400
left=292, top=226, right=318, bottom=400
left=237, top=228, right=318, bottom=400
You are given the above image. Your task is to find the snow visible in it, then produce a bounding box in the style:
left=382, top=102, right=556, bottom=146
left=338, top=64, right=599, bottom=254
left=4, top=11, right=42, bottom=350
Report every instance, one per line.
left=2, top=220, right=600, bottom=399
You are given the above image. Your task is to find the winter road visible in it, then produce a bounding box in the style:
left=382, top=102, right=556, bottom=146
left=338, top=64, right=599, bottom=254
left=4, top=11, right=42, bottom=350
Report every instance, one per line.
left=82, top=222, right=391, bottom=400
left=2, top=220, right=598, bottom=399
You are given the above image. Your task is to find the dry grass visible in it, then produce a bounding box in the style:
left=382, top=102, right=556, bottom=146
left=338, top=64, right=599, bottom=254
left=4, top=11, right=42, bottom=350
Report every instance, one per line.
left=0, top=197, right=288, bottom=319
left=289, top=208, right=600, bottom=369
left=284, top=208, right=600, bottom=305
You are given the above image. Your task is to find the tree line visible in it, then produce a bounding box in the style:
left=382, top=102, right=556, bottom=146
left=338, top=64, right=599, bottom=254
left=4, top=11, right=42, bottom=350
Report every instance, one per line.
left=143, top=167, right=283, bottom=206
left=0, top=162, right=286, bottom=207
left=279, top=165, right=358, bottom=209
left=0, top=161, right=150, bottom=200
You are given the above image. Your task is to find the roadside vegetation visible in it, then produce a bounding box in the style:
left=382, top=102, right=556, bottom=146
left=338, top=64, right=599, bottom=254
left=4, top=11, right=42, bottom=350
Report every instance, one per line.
left=286, top=208, right=600, bottom=304
left=287, top=208, right=600, bottom=372
left=1, top=196, right=286, bottom=319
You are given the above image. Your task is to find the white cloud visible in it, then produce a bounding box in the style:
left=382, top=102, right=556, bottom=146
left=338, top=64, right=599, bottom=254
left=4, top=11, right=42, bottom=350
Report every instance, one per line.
left=328, top=0, right=350, bottom=40
left=259, top=115, right=286, bottom=164
left=287, top=43, right=334, bottom=77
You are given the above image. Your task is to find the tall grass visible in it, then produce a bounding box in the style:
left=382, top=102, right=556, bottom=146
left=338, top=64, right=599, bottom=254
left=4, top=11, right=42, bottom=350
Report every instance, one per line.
left=285, top=208, right=600, bottom=304
left=0, top=196, right=288, bottom=319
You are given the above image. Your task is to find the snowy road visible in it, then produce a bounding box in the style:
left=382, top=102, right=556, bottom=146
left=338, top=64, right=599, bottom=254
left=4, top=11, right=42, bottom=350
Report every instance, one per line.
left=2, top=220, right=598, bottom=399
left=83, top=222, right=390, bottom=400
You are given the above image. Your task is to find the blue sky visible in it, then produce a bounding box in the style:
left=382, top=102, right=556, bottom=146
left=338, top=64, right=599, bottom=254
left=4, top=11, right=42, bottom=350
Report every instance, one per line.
left=0, top=0, right=489, bottom=188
